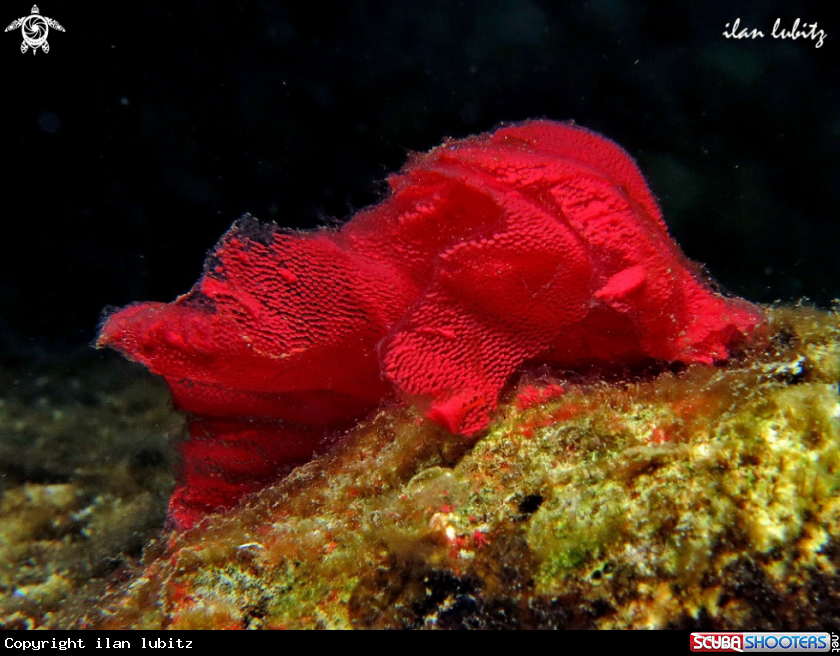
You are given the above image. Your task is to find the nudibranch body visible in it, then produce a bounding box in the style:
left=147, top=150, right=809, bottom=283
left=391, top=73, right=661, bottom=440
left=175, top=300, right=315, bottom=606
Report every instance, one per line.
left=99, top=120, right=763, bottom=528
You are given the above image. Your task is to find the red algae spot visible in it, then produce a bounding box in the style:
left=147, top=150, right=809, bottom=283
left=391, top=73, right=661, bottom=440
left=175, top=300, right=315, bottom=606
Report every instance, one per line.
left=97, top=120, right=764, bottom=528
left=649, top=428, right=670, bottom=445
left=516, top=383, right=567, bottom=411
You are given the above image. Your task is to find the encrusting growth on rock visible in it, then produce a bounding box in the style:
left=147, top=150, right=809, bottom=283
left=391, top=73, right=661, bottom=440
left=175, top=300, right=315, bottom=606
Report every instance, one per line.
left=78, top=306, right=840, bottom=630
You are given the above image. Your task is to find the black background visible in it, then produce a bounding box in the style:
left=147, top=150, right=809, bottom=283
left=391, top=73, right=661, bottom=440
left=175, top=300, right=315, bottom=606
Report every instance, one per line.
left=2, top=1, right=837, bottom=355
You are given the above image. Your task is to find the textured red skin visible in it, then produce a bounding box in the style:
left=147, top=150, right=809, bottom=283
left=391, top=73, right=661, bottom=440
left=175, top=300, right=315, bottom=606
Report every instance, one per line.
left=98, top=120, right=764, bottom=528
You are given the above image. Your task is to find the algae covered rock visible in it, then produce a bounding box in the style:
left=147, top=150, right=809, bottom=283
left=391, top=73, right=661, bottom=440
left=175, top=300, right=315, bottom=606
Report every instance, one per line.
left=4, top=307, right=840, bottom=629
left=0, top=357, right=175, bottom=630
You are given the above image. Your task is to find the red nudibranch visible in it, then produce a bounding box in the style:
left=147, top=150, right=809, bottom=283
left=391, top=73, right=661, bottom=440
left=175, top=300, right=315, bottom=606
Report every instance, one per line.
left=99, top=120, right=763, bottom=529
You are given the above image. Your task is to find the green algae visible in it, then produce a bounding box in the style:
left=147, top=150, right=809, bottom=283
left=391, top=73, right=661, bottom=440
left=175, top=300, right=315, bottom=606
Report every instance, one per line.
left=3, top=306, right=840, bottom=629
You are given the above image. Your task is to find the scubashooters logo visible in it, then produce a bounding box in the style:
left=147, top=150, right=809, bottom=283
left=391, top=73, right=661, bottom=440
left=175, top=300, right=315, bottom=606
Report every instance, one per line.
left=4, top=5, right=65, bottom=54
left=690, top=632, right=833, bottom=652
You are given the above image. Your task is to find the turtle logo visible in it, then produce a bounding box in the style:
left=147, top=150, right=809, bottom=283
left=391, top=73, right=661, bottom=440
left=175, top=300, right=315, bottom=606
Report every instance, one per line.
left=5, top=5, right=65, bottom=55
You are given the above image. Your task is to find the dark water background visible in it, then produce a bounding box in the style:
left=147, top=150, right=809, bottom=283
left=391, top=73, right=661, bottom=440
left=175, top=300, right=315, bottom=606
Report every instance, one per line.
left=2, top=0, right=837, bottom=356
